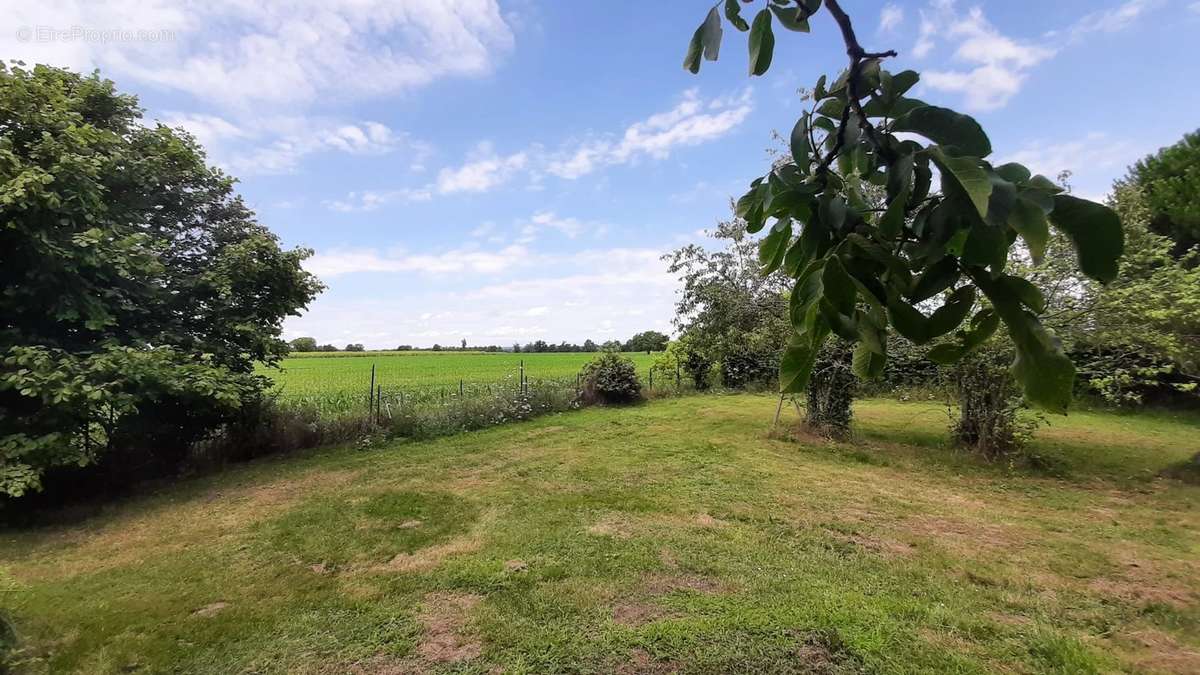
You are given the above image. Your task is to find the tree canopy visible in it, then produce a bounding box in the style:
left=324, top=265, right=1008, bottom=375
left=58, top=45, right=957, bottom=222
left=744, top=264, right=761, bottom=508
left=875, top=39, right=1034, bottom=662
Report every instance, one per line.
left=682, top=0, right=1123, bottom=413
left=1128, top=130, right=1200, bottom=256
left=0, top=63, right=322, bottom=497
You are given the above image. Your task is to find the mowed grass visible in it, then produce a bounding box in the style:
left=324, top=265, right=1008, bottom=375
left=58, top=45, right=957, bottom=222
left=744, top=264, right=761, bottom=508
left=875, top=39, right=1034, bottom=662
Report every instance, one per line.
left=2, top=396, right=1199, bottom=673
left=262, top=351, right=661, bottom=399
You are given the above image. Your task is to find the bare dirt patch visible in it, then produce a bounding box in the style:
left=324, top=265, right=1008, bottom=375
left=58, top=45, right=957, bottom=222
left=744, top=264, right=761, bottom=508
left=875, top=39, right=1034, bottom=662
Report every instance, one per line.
left=615, top=648, right=680, bottom=674
left=612, top=601, right=670, bottom=627
left=415, top=592, right=484, bottom=664
left=587, top=513, right=635, bottom=539
left=898, top=515, right=1018, bottom=556
left=378, top=534, right=484, bottom=573
left=1117, top=629, right=1200, bottom=674
left=1088, top=553, right=1197, bottom=610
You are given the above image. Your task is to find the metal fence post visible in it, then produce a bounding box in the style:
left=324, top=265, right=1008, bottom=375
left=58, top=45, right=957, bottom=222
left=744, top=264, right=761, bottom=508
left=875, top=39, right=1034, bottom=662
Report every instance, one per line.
left=368, top=363, right=376, bottom=410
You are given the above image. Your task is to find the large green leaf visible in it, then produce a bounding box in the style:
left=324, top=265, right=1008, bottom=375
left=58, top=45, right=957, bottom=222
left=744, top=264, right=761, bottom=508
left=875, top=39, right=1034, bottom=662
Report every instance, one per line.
left=909, top=257, right=960, bottom=303
left=723, top=0, right=749, bottom=31
left=888, top=285, right=975, bottom=344
left=892, top=106, right=992, bottom=157
left=758, top=218, right=792, bottom=275
left=852, top=341, right=887, bottom=380
left=789, top=114, right=810, bottom=170
left=748, top=9, right=775, bottom=76
left=1049, top=195, right=1124, bottom=284
left=769, top=3, right=810, bottom=32
left=929, top=147, right=992, bottom=220
left=975, top=273, right=1075, bottom=413
left=683, top=8, right=722, bottom=74
left=1008, top=197, right=1050, bottom=265
left=780, top=325, right=829, bottom=393
left=927, top=285, right=976, bottom=338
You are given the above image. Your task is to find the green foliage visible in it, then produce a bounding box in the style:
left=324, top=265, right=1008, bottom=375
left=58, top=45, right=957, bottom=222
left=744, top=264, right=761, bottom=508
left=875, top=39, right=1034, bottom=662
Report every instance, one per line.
left=289, top=337, right=319, bottom=353
left=0, top=63, right=321, bottom=497
left=681, top=0, right=1123, bottom=413
left=666, top=216, right=791, bottom=391
left=1024, top=178, right=1200, bottom=405
left=623, top=331, right=670, bottom=353
left=1129, top=129, right=1200, bottom=253
left=579, top=351, right=643, bottom=405
left=951, top=345, right=1042, bottom=460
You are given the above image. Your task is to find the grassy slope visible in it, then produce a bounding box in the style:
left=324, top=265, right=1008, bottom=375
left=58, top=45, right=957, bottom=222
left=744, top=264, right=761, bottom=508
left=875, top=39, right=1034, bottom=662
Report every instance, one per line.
left=2, top=396, right=1198, bottom=674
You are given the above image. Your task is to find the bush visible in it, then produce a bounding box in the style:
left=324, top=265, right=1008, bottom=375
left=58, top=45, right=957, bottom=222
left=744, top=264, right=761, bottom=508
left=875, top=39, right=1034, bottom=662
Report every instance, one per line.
left=951, top=348, right=1041, bottom=460
left=579, top=352, right=643, bottom=405
left=682, top=346, right=713, bottom=390
left=719, top=343, right=778, bottom=390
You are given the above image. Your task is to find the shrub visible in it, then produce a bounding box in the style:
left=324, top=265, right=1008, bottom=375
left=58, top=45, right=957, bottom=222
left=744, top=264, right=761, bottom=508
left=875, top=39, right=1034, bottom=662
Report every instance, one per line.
left=951, top=347, right=1042, bottom=460
left=719, top=343, right=778, bottom=390
left=579, top=352, right=643, bottom=405
left=682, top=346, right=713, bottom=390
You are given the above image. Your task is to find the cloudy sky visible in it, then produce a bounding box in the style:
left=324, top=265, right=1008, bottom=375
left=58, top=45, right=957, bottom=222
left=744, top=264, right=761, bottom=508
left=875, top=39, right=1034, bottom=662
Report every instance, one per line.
left=7, top=0, right=1199, bottom=348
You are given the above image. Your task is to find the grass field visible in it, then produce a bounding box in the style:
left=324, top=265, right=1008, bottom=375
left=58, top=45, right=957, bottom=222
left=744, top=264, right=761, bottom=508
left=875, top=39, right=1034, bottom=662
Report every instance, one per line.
left=2, top=396, right=1198, bottom=673
left=262, top=351, right=661, bottom=400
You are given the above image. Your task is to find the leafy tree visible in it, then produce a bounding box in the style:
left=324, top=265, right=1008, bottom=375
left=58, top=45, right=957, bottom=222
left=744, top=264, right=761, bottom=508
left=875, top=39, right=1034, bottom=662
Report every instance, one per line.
left=582, top=339, right=599, bottom=352
left=624, top=331, right=670, bottom=353
left=316, top=344, right=339, bottom=352
left=0, top=63, right=321, bottom=497
left=289, top=337, right=318, bottom=353
left=682, top=0, right=1123, bottom=413
left=344, top=343, right=365, bottom=352
left=666, top=214, right=791, bottom=388
left=1022, top=179, right=1200, bottom=404
left=1129, top=130, right=1200, bottom=256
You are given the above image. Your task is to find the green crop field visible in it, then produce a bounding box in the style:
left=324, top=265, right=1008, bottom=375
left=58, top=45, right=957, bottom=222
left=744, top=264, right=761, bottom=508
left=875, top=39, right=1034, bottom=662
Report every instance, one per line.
left=261, top=351, right=661, bottom=403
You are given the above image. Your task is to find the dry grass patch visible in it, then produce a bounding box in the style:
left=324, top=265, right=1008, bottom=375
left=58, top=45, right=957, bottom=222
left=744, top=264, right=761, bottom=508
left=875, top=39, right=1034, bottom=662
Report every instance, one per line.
left=415, top=592, right=484, bottom=664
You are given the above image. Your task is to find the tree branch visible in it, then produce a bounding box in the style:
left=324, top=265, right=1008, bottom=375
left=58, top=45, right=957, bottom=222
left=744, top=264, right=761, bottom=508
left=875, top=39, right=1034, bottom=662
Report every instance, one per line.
left=823, top=0, right=898, bottom=165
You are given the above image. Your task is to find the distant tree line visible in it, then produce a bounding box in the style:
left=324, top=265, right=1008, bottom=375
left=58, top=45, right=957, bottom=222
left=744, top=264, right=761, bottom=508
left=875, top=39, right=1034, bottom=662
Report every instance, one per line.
left=288, top=331, right=671, bottom=355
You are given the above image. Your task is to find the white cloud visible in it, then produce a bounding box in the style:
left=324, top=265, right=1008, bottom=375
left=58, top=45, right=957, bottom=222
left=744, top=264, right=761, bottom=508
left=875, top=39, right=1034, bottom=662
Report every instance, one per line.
left=913, top=0, right=1161, bottom=112
left=915, top=3, right=1055, bottom=111
left=436, top=142, right=528, bottom=194
left=1062, top=0, right=1161, bottom=39
left=7, top=2, right=504, bottom=176
left=322, top=187, right=433, bottom=213
left=288, top=245, right=677, bottom=347
left=158, top=112, right=426, bottom=176
left=1001, top=132, right=1141, bottom=202
left=5, top=0, right=515, bottom=110
left=879, top=4, right=904, bottom=33
left=305, top=244, right=527, bottom=278
left=545, top=88, right=753, bottom=179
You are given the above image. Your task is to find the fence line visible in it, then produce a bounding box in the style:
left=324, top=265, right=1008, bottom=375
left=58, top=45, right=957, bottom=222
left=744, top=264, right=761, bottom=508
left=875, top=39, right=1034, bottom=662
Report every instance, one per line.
left=270, top=359, right=689, bottom=419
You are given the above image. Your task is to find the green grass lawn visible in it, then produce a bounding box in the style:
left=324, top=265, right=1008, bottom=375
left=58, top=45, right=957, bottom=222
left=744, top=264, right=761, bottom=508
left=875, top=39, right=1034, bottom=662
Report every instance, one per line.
left=2, top=396, right=1198, bottom=673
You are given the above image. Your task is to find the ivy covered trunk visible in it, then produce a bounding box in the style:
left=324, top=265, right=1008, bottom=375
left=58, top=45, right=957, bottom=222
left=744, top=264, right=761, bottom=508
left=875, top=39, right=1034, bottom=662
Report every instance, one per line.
left=951, top=349, right=1036, bottom=459
left=804, top=341, right=855, bottom=439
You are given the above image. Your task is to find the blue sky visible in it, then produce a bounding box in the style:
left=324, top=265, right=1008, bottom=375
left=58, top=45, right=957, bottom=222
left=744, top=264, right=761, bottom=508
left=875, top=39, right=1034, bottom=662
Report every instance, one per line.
left=8, top=0, right=1200, bottom=348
